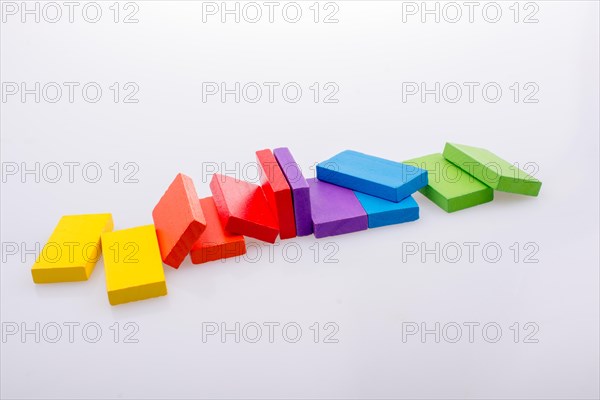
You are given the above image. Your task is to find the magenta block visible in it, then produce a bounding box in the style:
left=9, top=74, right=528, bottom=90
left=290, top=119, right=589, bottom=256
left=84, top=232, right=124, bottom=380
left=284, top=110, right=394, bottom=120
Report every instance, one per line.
left=306, top=178, right=368, bottom=238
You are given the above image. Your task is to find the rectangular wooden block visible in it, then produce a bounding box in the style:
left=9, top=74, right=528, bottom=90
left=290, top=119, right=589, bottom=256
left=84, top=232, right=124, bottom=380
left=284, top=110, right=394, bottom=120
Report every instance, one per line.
left=31, top=213, right=113, bottom=284
left=307, top=178, right=368, bottom=238
left=405, top=153, right=493, bottom=213
left=443, top=142, right=542, bottom=196
left=273, top=147, right=312, bottom=237
left=209, top=174, right=279, bottom=243
left=256, top=149, right=297, bottom=239
left=354, top=192, right=419, bottom=228
left=190, top=197, right=246, bottom=264
left=316, top=150, right=429, bottom=202
left=102, top=225, right=167, bottom=306
left=152, top=173, right=206, bottom=268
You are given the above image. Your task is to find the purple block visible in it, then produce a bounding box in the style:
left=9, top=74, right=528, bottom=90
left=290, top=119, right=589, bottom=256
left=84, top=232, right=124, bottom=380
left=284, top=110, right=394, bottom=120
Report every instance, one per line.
left=273, top=147, right=313, bottom=236
left=306, top=178, right=368, bottom=238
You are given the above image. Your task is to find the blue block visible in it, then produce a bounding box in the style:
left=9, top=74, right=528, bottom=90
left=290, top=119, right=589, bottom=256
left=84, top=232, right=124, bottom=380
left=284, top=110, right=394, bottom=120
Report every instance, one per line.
left=354, top=192, right=419, bottom=228
left=316, top=150, right=428, bottom=202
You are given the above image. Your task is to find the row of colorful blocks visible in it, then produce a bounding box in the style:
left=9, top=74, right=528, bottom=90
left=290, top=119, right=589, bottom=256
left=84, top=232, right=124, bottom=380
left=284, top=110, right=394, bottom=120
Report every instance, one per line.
left=31, top=143, right=541, bottom=305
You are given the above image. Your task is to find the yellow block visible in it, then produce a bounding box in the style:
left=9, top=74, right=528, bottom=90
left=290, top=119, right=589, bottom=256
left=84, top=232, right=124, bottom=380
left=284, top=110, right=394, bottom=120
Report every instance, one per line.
left=32, top=214, right=114, bottom=284
left=101, top=225, right=167, bottom=306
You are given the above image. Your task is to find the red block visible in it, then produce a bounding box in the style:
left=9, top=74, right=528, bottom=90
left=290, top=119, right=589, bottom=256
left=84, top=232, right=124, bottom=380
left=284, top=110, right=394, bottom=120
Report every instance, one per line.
left=209, top=174, right=279, bottom=243
left=190, top=197, right=246, bottom=264
left=256, top=149, right=297, bottom=239
left=152, top=173, right=206, bottom=268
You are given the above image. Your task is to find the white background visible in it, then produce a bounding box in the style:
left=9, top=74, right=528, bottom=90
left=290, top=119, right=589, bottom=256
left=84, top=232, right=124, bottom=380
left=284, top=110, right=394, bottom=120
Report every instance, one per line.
left=1, top=1, right=599, bottom=399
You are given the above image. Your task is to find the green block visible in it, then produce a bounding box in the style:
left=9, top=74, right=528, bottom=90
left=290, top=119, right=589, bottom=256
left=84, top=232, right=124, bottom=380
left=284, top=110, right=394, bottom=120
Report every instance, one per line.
left=443, top=143, right=542, bottom=196
left=404, top=153, right=493, bottom=213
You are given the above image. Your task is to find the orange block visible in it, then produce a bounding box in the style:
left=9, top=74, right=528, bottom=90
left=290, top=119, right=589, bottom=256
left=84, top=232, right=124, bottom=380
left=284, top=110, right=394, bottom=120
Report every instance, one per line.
left=190, top=197, right=246, bottom=264
left=152, top=173, right=206, bottom=268
left=256, top=149, right=296, bottom=239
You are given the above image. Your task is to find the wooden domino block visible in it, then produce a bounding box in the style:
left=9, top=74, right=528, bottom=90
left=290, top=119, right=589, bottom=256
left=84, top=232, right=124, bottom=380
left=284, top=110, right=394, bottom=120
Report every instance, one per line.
left=31, top=214, right=113, bottom=284
left=405, top=153, right=493, bottom=213
left=190, top=197, right=246, bottom=264
left=307, top=178, right=368, bottom=238
left=209, top=174, right=279, bottom=243
left=102, top=225, right=167, bottom=306
left=256, top=149, right=296, bottom=239
left=273, top=147, right=312, bottom=237
left=443, top=142, right=542, bottom=196
left=316, top=150, right=428, bottom=202
left=152, top=173, right=206, bottom=268
left=354, top=192, right=419, bottom=228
